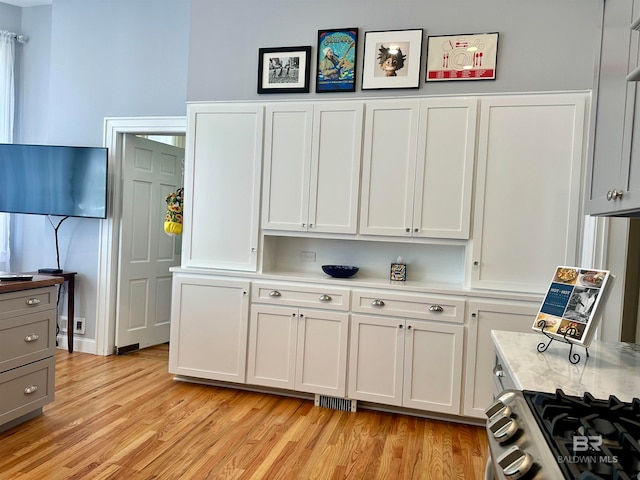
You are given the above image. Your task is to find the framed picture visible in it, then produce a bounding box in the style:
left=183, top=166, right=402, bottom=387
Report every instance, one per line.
left=361, top=29, right=423, bottom=90
left=316, top=28, right=358, bottom=93
left=425, top=32, right=499, bottom=82
left=257, top=46, right=311, bottom=94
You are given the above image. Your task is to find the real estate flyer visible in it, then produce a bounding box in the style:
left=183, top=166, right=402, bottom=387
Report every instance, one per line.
left=531, top=266, right=612, bottom=347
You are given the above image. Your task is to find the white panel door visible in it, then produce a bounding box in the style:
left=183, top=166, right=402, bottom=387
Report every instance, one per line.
left=168, top=275, right=250, bottom=383
left=463, top=299, right=539, bottom=418
left=414, top=98, right=477, bottom=239
left=403, top=320, right=463, bottom=414
left=116, top=134, right=183, bottom=352
left=471, top=94, right=586, bottom=292
left=348, top=314, right=404, bottom=406
left=183, top=104, right=263, bottom=270
left=246, top=305, right=297, bottom=389
left=360, top=100, right=420, bottom=236
left=261, top=104, right=313, bottom=231
left=309, top=102, right=363, bottom=234
left=295, top=309, right=348, bottom=396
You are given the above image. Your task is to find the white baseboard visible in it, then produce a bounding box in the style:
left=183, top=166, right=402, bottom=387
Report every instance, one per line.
left=56, top=335, right=99, bottom=355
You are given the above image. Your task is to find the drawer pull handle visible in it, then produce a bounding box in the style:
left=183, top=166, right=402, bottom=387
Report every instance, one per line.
left=319, top=294, right=332, bottom=302
left=269, top=290, right=281, bottom=297
left=27, top=298, right=41, bottom=306
left=24, top=334, right=40, bottom=342
left=24, top=385, right=38, bottom=395
left=429, top=305, right=444, bottom=313
left=371, top=299, right=385, bottom=307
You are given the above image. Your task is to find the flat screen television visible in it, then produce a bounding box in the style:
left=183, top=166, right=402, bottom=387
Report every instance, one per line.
left=0, top=143, right=108, bottom=219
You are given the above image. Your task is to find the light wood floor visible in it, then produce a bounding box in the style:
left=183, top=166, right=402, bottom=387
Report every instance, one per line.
left=0, top=345, right=489, bottom=479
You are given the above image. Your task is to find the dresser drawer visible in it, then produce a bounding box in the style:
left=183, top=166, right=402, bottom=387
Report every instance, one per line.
left=352, top=290, right=465, bottom=323
left=0, top=310, right=57, bottom=372
left=252, top=282, right=350, bottom=311
left=0, top=287, right=57, bottom=321
left=0, top=357, right=55, bottom=426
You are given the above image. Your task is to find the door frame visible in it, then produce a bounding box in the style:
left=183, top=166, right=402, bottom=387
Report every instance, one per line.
left=96, top=117, right=187, bottom=356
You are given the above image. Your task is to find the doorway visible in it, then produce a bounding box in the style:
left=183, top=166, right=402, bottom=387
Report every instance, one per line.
left=96, top=117, right=187, bottom=356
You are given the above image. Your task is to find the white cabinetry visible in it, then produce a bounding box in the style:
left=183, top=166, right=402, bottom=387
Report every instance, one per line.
left=247, top=282, right=350, bottom=396
left=587, top=0, right=640, bottom=215
left=261, top=102, right=363, bottom=234
left=348, top=290, right=464, bottom=414
left=182, top=103, right=263, bottom=270
left=471, top=94, right=586, bottom=293
left=169, top=274, right=250, bottom=383
left=360, top=98, right=477, bottom=239
left=463, top=298, right=539, bottom=418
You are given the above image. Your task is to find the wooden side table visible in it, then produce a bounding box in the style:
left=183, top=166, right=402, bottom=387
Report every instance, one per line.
left=27, top=271, right=78, bottom=353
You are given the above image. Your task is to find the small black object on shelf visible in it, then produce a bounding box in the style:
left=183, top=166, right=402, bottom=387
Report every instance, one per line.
left=322, top=265, right=359, bottom=278
left=535, top=319, right=588, bottom=365
left=38, top=268, right=63, bottom=274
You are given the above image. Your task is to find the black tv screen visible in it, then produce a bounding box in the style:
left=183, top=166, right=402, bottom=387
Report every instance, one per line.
left=0, top=143, right=108, bottom=219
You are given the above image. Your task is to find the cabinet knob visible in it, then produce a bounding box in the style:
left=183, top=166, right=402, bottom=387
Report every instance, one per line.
left=429, top=305, right=444, bottom=313
left=473, top=261, right=479, bottom=267
left=26, top=298, right=40, bottom=306
left=24, top=334, right=39, bottom=343
left=24, top=385, right=38, bottom=395
left=269, top=290, right=281, bottom=297
left=371, top=299, right=385, bottom=307
left=319, top=294, right=332, bottom=302
left=493, top=364, right=505, bottom=378
left=607, top=189, right=624, bottom=201
left=405, top=228, right=411, bottom=233
left=302, top=223, right=307, bottom=228
left=414, top=228, right=419, bottom=233
left=309, top=223, right=314, bottom=228
left=398, top=324, right=404, bottom=329
left=407, top=325, right=413, bottom=330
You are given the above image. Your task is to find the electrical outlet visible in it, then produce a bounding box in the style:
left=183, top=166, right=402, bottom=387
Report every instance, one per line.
left=300, top=251, right=316, bottom=262
left=59, top=317, right=86, bottom=335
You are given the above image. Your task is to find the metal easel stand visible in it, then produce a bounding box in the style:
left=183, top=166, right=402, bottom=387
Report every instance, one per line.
left=535, top=319, right=589, bottom=365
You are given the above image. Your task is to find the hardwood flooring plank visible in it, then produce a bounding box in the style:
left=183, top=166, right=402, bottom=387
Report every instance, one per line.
left=0, top=346, right=489, bottom=480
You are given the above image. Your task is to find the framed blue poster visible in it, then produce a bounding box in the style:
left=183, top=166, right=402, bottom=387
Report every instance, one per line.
left=316, top=28, right=358, bottom=93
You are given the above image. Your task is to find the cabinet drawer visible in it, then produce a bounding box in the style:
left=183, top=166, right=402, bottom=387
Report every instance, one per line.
left=352, top=290, right=465, bottom=323
left=252, top=282, right=350, bottom=311
left=0, top=310, right=57, bottom=372
left=0, top=357, right=55, bottom=426
left=0, top=287, right=57, bottom=321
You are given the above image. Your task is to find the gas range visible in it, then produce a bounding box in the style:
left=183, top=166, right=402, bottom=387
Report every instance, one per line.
left=485, top=389, right=640, bottom=480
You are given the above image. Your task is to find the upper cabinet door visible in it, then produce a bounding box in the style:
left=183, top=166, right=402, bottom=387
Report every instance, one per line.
left=359, top=100, right=420, bottom=236
left=413, top=98, right=478, bottom=239
left=471, top=94, right=587, bottom=293
left=183, top=103, right=263, bottom=271
left=261, top=104, right=314, bottom=231
left=309, top=102, right=364, bottom=234
left=587, top=0, right=640, bottom=216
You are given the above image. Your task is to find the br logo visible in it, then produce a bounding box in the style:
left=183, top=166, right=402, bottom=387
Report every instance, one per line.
left=573, top=435, right=602, bottom=452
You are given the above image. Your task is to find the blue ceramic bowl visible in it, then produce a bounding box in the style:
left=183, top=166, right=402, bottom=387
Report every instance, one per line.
left=322, top=265, right=359, bottom=278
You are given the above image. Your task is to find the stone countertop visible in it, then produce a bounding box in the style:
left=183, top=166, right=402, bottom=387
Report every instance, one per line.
left=0, top=274, right=64, bottom=294
left=492, top=330, right=640, bottom=402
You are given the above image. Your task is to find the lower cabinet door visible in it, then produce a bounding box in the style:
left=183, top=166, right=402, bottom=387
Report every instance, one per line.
left=169, top=275, right=250, bottom=383
left=403, top=320, right=463, bottom=414
left=348, top=314, right=404, bottom=406
left=295, top=309, right=348, bottom=397
left=246, top=305, right=297, bottom=390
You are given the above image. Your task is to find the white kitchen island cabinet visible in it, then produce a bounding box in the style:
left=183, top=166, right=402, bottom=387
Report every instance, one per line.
left=261, top=102, right=363, bottom=234
left=359, top=98, right=477, bottom=240
left=471, top=94, right=587, bottom=293
left=169, top=274, right=250, bottom=383
left=182, top=103, right=263, bottom=271
left=462, top=298, right=540, bottom=419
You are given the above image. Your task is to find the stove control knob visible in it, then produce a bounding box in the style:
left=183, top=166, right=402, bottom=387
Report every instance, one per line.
left=489, top=415, right=519, bottom=443
left=497, top=446, right=533, bottom=480
left=484, top=399, right=512, bottom=420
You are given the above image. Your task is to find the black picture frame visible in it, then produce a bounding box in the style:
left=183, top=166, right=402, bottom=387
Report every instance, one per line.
left=316, top=28, right=358, bottom=93
left=257, top=46, right=312, bottom=94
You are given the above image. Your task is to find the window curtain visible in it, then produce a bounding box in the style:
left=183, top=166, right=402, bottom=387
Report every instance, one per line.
left=0, top=30, right=15, bottom=272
